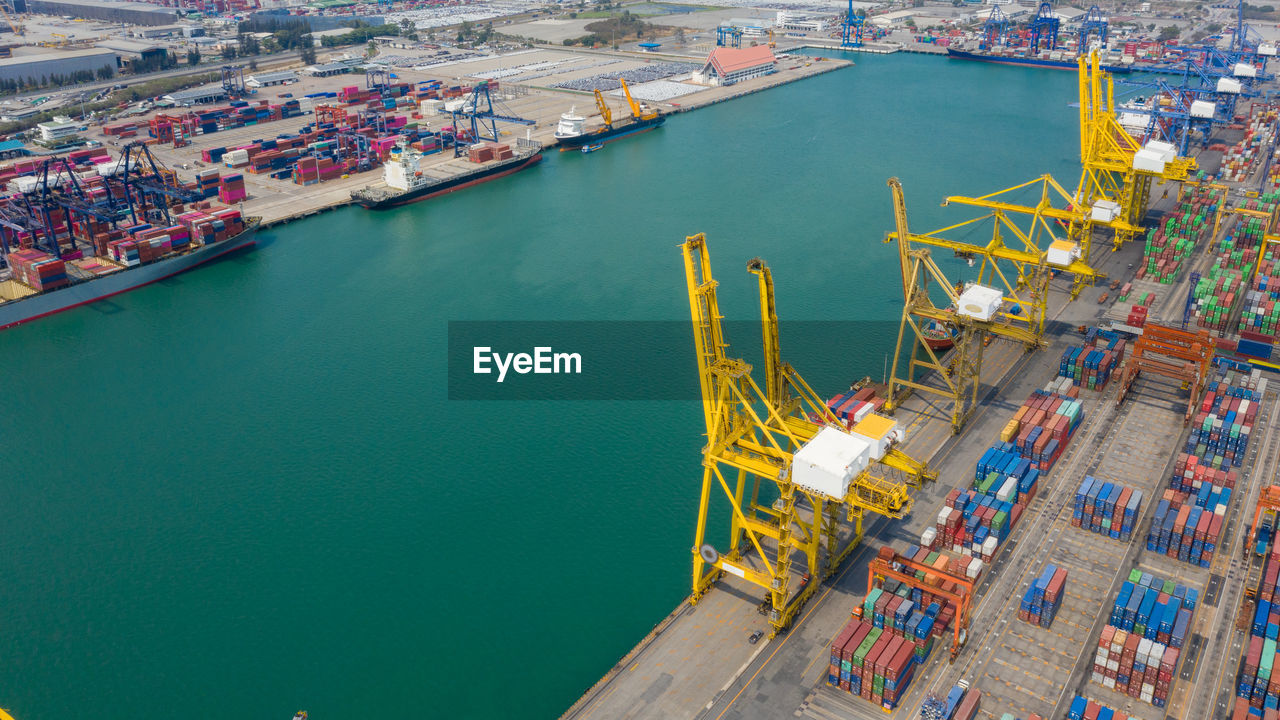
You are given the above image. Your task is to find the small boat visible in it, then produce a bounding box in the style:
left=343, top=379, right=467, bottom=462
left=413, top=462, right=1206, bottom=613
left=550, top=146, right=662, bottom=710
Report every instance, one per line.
left=293, top=713, right=308, bottom=720
left=581, top=143, right=604, bottom=154
left=923, top=320, right=957, bottom=351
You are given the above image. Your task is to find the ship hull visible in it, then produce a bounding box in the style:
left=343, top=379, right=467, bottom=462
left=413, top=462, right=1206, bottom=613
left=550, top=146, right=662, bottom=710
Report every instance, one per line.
left=946, top=48, right=1134, bottom=73
left=0, top=222, right=259, bottom=331
left=556, top=116, right=666, bottom=150
left=354, top=152, right=543, bottom=210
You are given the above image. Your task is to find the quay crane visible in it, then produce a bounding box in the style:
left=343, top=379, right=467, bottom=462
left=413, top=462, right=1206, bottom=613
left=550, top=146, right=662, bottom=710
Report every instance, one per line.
left=684, top=234, right=935, bottom=635
left=1027, top=2, right=1059, bottom=52
left=883, top=177, right=1103, bottom=433
left=981, top=6, right=1008, bottom=49
left=1078, top=5, right=1107, bottom=49
left=841, top=0, right=863, bottom=48
left=1076, top=52, right=1197, bottom=250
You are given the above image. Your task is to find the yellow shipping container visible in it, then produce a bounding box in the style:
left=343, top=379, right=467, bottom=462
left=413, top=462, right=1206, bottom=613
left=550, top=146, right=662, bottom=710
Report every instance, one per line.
left=1000, top=419, right=1019, bottom=443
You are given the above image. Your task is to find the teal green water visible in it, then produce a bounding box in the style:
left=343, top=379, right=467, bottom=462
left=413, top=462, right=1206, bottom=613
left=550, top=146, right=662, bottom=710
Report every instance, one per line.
left=0, top=54, right=1080, bottom=719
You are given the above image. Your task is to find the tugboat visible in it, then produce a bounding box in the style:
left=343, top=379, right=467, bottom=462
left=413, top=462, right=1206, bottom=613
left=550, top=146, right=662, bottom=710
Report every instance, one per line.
left=581, top=143, right=604, bottom=154
left=553, top=78, right=665, bottom=150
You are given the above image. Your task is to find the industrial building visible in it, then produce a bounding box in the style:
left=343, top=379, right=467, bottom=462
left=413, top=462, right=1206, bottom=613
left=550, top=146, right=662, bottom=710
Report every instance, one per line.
left=163, top=84, right=228, bottom=105
left=94, top=38, right=167, bottom=68
left=129, top=23, right=205, bottom=38
left=0, top=47, right=117, bottom=83
left=305, top=60, right=356, bottom=77
left=245, top=70, right=298, bottom=88
left=36, top=116, right=79, bottom=143
left=27, top=0, right=179, bottom=26
left=693, top=45, right=777, bottom=86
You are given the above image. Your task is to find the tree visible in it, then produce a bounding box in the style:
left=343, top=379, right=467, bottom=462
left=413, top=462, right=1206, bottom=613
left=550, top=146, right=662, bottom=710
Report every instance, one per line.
left=187, top=48, right=201, bottom=65
left=262, top=36, right=280, bottom=53
left=367, top=39, right=378, bottom=57
left=96, top=65, right=113, bottom=81
left=300, top=41, right=316, bottom=65
left=399, top=18, right=414, bottom=35
left=248, top=57, right=258, bottom=70
left=224, top=44, right=238, bottom=59
left=1157, top=25, right=1179, bottom=41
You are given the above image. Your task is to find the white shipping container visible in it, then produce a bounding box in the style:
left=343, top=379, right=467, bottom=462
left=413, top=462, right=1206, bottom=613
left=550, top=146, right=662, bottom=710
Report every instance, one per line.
left=981, top=536, right=998, bottom=556
left=920, top=527, right=937, bottom=547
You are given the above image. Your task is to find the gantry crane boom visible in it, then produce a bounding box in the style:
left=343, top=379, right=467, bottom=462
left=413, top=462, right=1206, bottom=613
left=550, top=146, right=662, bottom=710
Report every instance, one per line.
left=684, top=233, right=934, bottom=634
left=592, top=88, right=612, bottom=127
left=884, top=177, right=1098, bottom=433
left=1076, top=51, right=1197, bottom=249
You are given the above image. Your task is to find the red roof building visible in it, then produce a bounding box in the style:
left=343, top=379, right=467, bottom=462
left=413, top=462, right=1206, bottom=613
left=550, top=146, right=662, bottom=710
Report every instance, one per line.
left=693, top=45, right=778, bottom=86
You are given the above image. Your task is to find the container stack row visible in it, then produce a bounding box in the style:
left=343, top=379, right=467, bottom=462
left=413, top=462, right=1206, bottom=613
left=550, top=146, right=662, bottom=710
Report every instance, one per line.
left=1058, top=330, right=1126, bottom=390
left=932, top=486, right=1027, bottom=561
left=1019, top=563, right=1067, bottom=628
left=1218, top=108, right=1277, bottom=182
left=1092, top=570, right=1197, bottom=708
left=991, top=387, right=1084, bottom=472
left=1074, top=477, right=1142, bottom=541
left=1068, top=695, right=1133, bottom=720
left=825, top=386, right=885, bottom=425
left=6, top=249, right=67, bottom=291
left=1239, top=250, right=1280, bottom=348
left=1235, top=527, right=1280, bottom=716
left=1139, top=184, right=1221, bottom=283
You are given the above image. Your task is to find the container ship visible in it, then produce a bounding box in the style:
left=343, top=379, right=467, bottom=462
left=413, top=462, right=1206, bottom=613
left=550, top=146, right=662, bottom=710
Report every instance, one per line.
left=0, top=208, right=258, bottom=331
left=946, top=47, right=1135, bottom=73
left=351, top=138, right=543, bottom=210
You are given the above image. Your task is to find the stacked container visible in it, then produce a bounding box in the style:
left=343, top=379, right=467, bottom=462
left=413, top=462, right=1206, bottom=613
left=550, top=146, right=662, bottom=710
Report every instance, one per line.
left=219, top=174, right=247, bottom=203
left=989, top=388, right=1083, bottom=472
left=1019, top=563, right=1067, bottom=628
left=1140, top=184, right=1222, bottom=283
left=1074, top=477, right=1143, bottom=541
left=1147, top=488, right=1225, bottom=567
left=1236, top=525, right=1280, bottom=713
left=1058, top=330, right=1126, bottom=390
left=6, top=249, right=68, bottom=291
left=1068, top=695, right=1133, bottom=720
left=827, top=602, right=935, bottom=708
left=1240, top=250, right=1280, bottom=342
left=1108, top=571, right=1197, bottom=647
left=938, top=487, right=1026, bottom=561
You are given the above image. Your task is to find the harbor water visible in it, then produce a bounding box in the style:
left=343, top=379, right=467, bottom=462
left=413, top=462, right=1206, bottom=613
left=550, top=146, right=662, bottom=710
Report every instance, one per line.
left=0, top=53, right=1079, bottom=719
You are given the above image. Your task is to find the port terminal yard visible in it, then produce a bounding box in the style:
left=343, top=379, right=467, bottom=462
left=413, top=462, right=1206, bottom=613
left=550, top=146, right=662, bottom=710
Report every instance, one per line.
left=75, top=47, right=850, bottom=230
left=560, top=101, right=1280, bottom=720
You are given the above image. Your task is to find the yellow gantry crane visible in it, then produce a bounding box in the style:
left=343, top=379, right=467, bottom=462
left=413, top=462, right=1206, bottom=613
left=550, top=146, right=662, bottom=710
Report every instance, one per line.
left=1075, top=51, right=1196, bottom=249
left=619, top=77, right=657, bottom=121
left=684, top=234, right=935, bottom=634
left=883, top=177, right=1103, bottom=433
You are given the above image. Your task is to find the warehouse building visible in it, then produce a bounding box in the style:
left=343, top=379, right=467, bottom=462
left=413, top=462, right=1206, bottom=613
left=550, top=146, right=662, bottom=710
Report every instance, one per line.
left=693, top=45, right=776, bottom=86
left=0, top=47, right=117, bottom=83
left=245, top=70, right=297, bottom=87
left=94, top=38, right=167, bottom=68
left=27, top=0, right=179, bottom=26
